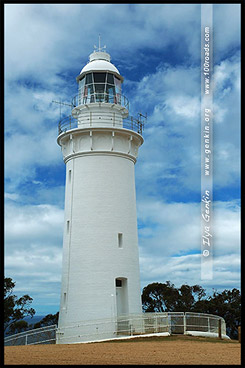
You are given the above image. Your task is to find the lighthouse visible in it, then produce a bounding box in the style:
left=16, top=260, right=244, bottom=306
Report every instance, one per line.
left=56, top=43, right=144, bottom=343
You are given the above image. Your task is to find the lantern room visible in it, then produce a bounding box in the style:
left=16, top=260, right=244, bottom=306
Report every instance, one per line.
left=75, top=50, right=124, bottom=105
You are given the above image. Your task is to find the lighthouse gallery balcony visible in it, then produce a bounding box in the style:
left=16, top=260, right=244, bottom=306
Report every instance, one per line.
left=58, top=113, right=144, bottom=136
left=58, top=88, right=145, bottom=138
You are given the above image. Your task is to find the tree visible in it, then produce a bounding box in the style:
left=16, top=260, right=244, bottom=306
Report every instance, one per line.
left=8, top=320, right=29, bottom=335
left=142, top=281, right=179, bottom=312
left=4, top=277, right=35, bottom=334
left=142, top=281, right=206, bottom=313
left=176, top=284, right=206, bottom=312
left=33, top=312, right=59, bottom=329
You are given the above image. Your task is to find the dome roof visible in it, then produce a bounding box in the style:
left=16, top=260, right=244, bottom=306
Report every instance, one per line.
left=81, top=59, right=120, bottom=75
left=77, top=51, right=123, bottom=82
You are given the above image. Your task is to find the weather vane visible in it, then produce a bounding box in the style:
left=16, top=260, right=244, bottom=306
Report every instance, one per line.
left=94, top=34, right=106, bottom=52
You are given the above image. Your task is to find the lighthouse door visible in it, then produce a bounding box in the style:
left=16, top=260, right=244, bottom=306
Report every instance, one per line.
left=115, top=278, right=129, bottom=335
left=115, top=278, right=128, bottom=316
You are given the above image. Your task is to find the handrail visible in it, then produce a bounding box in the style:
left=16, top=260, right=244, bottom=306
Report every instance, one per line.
left=71, top=92, right=129, bottom=110
left=58, top=116, right=77, bottom=135
left=4, top=312, right=228, bottom=346
left=58, top=115, right=144, bottom=136
left=4, top=324, right=57, bottom=341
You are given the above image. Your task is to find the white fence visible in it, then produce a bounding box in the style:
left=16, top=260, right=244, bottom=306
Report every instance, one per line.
left=4, top=312, right=228, bottom=346
left=56, top=312, right=228, bottom=344
left=4, top=325, right=57, bottom=346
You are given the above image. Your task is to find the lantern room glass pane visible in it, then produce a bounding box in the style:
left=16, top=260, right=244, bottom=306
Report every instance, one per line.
left=84, top=84, right=94, bottom=103
left=85, top=73, right=93, bottom=84
left=106, top=85, right=115, bottom=103
left=93, top=72, right=106, bottom=83
left=114, top=76, right=121, bottom=105
left=78, top=77, right=85, bottom=104
left=95, top=84, right=105, bottom=93
left=107, top=73, right=114, bottom=84
left=87, top=84, right=94, bottom=93
left=94, top=83, right=105, bottom=102
left=114, top=76, right=121, bottom=94
left=79, top=77, right=85, bottom=90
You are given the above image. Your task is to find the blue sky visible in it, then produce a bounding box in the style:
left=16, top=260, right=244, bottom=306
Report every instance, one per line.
left=4, top=4, right=241, bottom=315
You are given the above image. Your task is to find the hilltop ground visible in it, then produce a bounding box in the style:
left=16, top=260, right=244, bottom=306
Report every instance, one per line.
left=4, top=335, right=241, bottom=365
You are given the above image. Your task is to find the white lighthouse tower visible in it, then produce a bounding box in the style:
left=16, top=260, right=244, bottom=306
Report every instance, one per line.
left=56, top=44, right=145, bottom=344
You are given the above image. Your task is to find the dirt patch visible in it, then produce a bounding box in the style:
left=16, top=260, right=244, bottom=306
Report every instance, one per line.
left=4, top=335, right=241, bottom=365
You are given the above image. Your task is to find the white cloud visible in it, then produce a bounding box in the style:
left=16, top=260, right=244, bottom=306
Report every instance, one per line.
left=4, top=202, right=64, bottom=312
left=164, top=95, right=200, bottom=121
left=5, top=245, right=62, bottom=314
left=4, top=129, right=62, bottom=187
left=4, top=4, right=84, bottom=83
left=212, top=200, right=241, bottom=256
left=4, top=192, right=19, bottom=201
left=213, top=4, right=241, bottom=59
left=132, top=64, right=201, bottom=198
left=4, top=203, right=64, bottom=250
left=212, top=53, right=241, bottom=187
left=137, top=198, right=240, bottom=293
left=4, top=4, right=240, bottom=85
left=140, top=252, right=240, bottom=294
left=137, top=199, right=240, bottom=256
left=132, top=50, right=240, bottom=197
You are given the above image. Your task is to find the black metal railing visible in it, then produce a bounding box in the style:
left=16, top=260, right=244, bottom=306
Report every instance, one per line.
left=123, top=115, right=145, bottom=135
left=58, top=116, right=77, bottom=135
left=72, top=92, right=129, bottom=110
left=58, top=114, right=145, bottom=136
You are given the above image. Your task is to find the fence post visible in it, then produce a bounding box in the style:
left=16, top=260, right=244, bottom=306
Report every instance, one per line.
left=183, top=313, right=186, bottom=335
left=208, top=317, right=210, bottom=333
left=154, top=314, right=158, bottom=333
left=218, top=318, right=222, bottom=339
left=238, top=326, right=241, bottom=343
left=25, top=334, right=28, bottom=345
left=168, top=314, right=171, bottom=335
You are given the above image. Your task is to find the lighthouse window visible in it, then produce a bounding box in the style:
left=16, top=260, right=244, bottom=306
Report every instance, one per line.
left=78, top=78, right=85, bottom=105
left=63, top=293, right=67, bottom=309
left=93, top=72, right=106, bottom=83
left=85, top=73, right=92, bottom=84
left=95, top=83, right=105, bottom=93
left=114, top=76, right=121, bottom=94
left=118, top=233, right=123, bottom=248
left=95, top=86, right=105, bottom=102
left=84, top=84, right=94, bottom=103
left=116, top=279, right=122, bottom=287
left=107, top=73, right=114, bottom=84
left=106, top=85, right=115, bottom=103
left=79, top=77, right=85, bottom=90
left=86, top=84, right=94, bottom=94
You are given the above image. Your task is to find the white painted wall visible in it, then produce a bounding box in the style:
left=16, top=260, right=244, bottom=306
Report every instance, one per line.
left=57, top=111, right=143, bottom=343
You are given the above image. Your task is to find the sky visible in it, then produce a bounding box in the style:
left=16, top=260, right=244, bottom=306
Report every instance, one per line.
left=4, top=4, right=241, bottom=316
